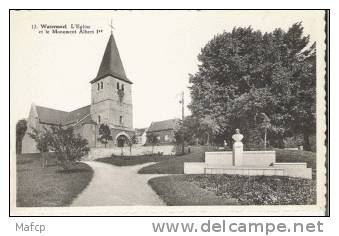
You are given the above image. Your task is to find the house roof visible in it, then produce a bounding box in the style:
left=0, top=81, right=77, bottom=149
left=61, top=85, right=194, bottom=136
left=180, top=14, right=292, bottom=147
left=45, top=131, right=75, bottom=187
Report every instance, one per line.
left=135, top=128, right=147, bottom=135
left=90, top=33, right=132, bottom=84
left=35, top=104, right=95, bottom=126
left=147, top=119, right=180, bottom=132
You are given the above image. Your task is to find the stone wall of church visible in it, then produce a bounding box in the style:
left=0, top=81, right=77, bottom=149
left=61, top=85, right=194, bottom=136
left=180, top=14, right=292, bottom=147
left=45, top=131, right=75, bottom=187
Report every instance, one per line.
left=21, top=133, right=38, bottom=153
left=90, top=75, right=133, bottom=129
left=22, top=104, right=39, bottom=153
left=95, top=128, right=135, bottom=148
left=74, top=124, right=97, bottom=148
left=91, top=75, right=132, bottom=105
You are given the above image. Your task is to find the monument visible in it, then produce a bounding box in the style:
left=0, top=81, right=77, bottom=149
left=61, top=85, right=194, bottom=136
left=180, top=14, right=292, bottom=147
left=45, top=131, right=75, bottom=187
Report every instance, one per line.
left=232, top=129, right=243, bottom=166
left=184, top=129, right=312, bottom=179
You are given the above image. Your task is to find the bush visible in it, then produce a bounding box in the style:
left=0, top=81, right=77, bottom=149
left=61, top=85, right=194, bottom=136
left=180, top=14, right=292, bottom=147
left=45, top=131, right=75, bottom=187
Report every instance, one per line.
left=29, top=125, right=90, bottom=170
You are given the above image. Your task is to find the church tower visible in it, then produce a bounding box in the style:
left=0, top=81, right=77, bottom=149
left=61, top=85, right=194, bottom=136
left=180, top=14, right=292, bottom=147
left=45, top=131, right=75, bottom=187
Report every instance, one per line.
left=90, top=32, right=134, bottom=145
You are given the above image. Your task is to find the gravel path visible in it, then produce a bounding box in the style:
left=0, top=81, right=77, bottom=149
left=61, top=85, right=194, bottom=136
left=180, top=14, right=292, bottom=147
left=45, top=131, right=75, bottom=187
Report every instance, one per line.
left=71, top=161, right=165, bottom=206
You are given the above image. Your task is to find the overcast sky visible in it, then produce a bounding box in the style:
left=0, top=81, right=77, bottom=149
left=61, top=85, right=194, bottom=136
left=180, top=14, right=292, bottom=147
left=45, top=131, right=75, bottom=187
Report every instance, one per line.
left=10, top=10, right=324, bottom=128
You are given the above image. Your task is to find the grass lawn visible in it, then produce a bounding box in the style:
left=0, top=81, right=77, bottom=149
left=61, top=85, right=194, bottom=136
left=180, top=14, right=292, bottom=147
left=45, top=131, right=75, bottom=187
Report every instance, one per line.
left=148, top=175, right=237, bottom=205
left=16, top=153, right=93, bottom=207
left=95, top=155, right=175, bottom=166
left=149, top=174, right=316, bottom=205
left=138, top=152, right=204, bottom=174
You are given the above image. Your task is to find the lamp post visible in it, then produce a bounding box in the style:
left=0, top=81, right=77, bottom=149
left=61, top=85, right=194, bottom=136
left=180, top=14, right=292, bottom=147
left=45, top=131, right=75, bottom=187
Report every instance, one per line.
left=179, top=92, right=185, bottom=155
left=260, top=113, right=270, bottom=150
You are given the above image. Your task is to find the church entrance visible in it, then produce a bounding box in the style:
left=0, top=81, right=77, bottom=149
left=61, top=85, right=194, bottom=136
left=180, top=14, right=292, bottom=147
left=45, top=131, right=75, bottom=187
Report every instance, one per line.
left=117, top=135, right=128, bottom=147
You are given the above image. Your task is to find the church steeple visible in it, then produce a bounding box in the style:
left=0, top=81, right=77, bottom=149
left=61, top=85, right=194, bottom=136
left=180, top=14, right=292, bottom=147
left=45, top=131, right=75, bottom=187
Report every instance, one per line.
left=90, top=32, right=132, bottom=84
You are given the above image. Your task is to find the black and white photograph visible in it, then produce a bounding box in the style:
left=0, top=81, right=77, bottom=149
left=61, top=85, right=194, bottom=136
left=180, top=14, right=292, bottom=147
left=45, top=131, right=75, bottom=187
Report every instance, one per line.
left=9, top=10, right=327, bottom=216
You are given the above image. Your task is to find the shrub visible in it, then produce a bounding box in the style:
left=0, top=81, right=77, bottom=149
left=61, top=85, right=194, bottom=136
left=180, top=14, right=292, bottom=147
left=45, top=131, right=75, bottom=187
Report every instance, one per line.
left=29, top=125, right=90, bottom=170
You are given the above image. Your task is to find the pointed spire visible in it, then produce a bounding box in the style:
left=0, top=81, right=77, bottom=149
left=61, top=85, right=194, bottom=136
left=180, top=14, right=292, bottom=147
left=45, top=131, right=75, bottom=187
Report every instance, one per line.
left=91, top=32, right=132, bottom=84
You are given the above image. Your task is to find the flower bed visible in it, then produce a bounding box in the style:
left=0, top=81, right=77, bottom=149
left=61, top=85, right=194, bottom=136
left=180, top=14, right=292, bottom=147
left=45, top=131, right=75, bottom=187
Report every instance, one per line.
left=185, top=175, right=316, bottom=205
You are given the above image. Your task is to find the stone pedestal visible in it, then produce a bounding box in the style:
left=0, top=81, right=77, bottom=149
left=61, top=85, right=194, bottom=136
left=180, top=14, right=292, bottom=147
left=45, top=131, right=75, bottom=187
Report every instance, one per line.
left=233, top=142, right=243, bottom=166
left=232, top=129, right=244, bottom=166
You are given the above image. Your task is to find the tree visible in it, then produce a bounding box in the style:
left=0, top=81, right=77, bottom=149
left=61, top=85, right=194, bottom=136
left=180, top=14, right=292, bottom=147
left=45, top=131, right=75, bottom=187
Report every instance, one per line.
left=28, top=127, right=54, bottom=168
left=49, top=125, right=90, bottom=170
left=199, top=115, right=222, bottom=148
left=188, top=23, right=316, bottom=150
left=28, top=127, right=51, bottom=153
left=259, top=113, right=271, bottom=150
left=128, top=134, right=137, bottom=156
left=146, top=133, right=159, bottom=154
left=29, top=125, right=89, bottom=170
left=16, top=119, right=27, bottom=154
left=174, top=119, right=193, bottom=154
left=287, top=42, right=316, bottom=150
left=98, top=124, right=112, bottom=148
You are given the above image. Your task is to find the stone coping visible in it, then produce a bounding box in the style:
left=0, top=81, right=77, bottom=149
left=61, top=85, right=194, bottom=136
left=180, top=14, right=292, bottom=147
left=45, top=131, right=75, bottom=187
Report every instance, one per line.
left=274, top=162, right=307, bottom=165
left=205, top=151, right=232, bottom=154
left=242, top=150, right=275, bottom=154
left=205, top=150, right=275, bottom=154
left=204, top=165, right=284, bottom=170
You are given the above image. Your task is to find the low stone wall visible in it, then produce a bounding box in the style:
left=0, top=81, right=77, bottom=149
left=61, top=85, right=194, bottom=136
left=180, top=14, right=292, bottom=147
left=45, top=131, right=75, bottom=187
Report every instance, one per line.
left=242, top=151, right=276, bottom=166
left=273, top=163, right=312, bottom=179
left=86, top=145, right=176, bottom=160
left=205, top=152, right=233, bottom=166
left=205, top=151, right=276, bottom=167
left=204, top=166, right=285, bottom=176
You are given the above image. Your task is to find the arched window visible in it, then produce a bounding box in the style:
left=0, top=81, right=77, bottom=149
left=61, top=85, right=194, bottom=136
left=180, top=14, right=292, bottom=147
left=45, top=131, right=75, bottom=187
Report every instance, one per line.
left=119, top=115, right=123, bottom=125
left=97, top=83, right=100, bottom=91
left=101, top=81, right=103, bottom=89
left=117, top=82, right=120, bottom=90
left=122, top=84, right=124, bottom=91
left=98, top=115, right=101, bottom=123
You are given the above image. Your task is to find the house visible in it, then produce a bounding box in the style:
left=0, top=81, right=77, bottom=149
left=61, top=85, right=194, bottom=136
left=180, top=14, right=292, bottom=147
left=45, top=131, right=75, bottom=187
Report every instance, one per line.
left=21, top=31, right=134, bottom=153
left=146, top=118, right=180, bottom=144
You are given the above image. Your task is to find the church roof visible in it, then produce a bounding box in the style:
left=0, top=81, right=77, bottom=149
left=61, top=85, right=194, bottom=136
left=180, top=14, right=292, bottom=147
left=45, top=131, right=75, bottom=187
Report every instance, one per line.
left=90, top=33, right=132, bottom=84
left=147, top=118, right=180, bottom=132
left=35, top=105, right=69, bottom=125
left=63, top=105, right=91, bottom=125
left=35, top=104, right=95, bottom=126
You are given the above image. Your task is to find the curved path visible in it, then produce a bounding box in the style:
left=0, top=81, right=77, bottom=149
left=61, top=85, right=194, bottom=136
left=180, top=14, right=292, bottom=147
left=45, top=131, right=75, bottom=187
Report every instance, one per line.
left=71, top=161, right=165, bottom=206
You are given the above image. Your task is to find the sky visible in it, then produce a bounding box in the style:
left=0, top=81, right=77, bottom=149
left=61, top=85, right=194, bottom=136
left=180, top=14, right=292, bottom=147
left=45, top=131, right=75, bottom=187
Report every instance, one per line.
left=10, top=10, right=324, bottom=128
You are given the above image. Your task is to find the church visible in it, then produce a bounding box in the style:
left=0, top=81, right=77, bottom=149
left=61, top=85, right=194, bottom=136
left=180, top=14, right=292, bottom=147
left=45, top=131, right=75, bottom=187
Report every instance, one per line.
left=22, top=32, right=134, bottom=153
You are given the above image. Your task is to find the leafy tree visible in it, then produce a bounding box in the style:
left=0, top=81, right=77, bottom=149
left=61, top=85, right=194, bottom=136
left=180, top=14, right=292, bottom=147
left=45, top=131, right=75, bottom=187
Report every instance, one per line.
left=199, top=115, right=222, bottom=148
left=29, top=125, right=89, bottom=170
left=128, top=134, right=137, bottom=156
left=16, top=119, right=27, bottom=154
left=174, top=119, right=193, bottom=154
left=188, top=23, right=316, bottom=150
left=28, top=127, right=52, bottom=153
left=28, top=127, right=53, bottom=168
left=49, top=125, right=90, bottom=170
left=98, top=124, right=112, bottom=148
left=287, top=42, right=316, bottom=150
left=258, top=113, right=271, bottom=150
left=146, top=133, right=159, bottom=154
left=174, top=118, right=193, bottom=145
